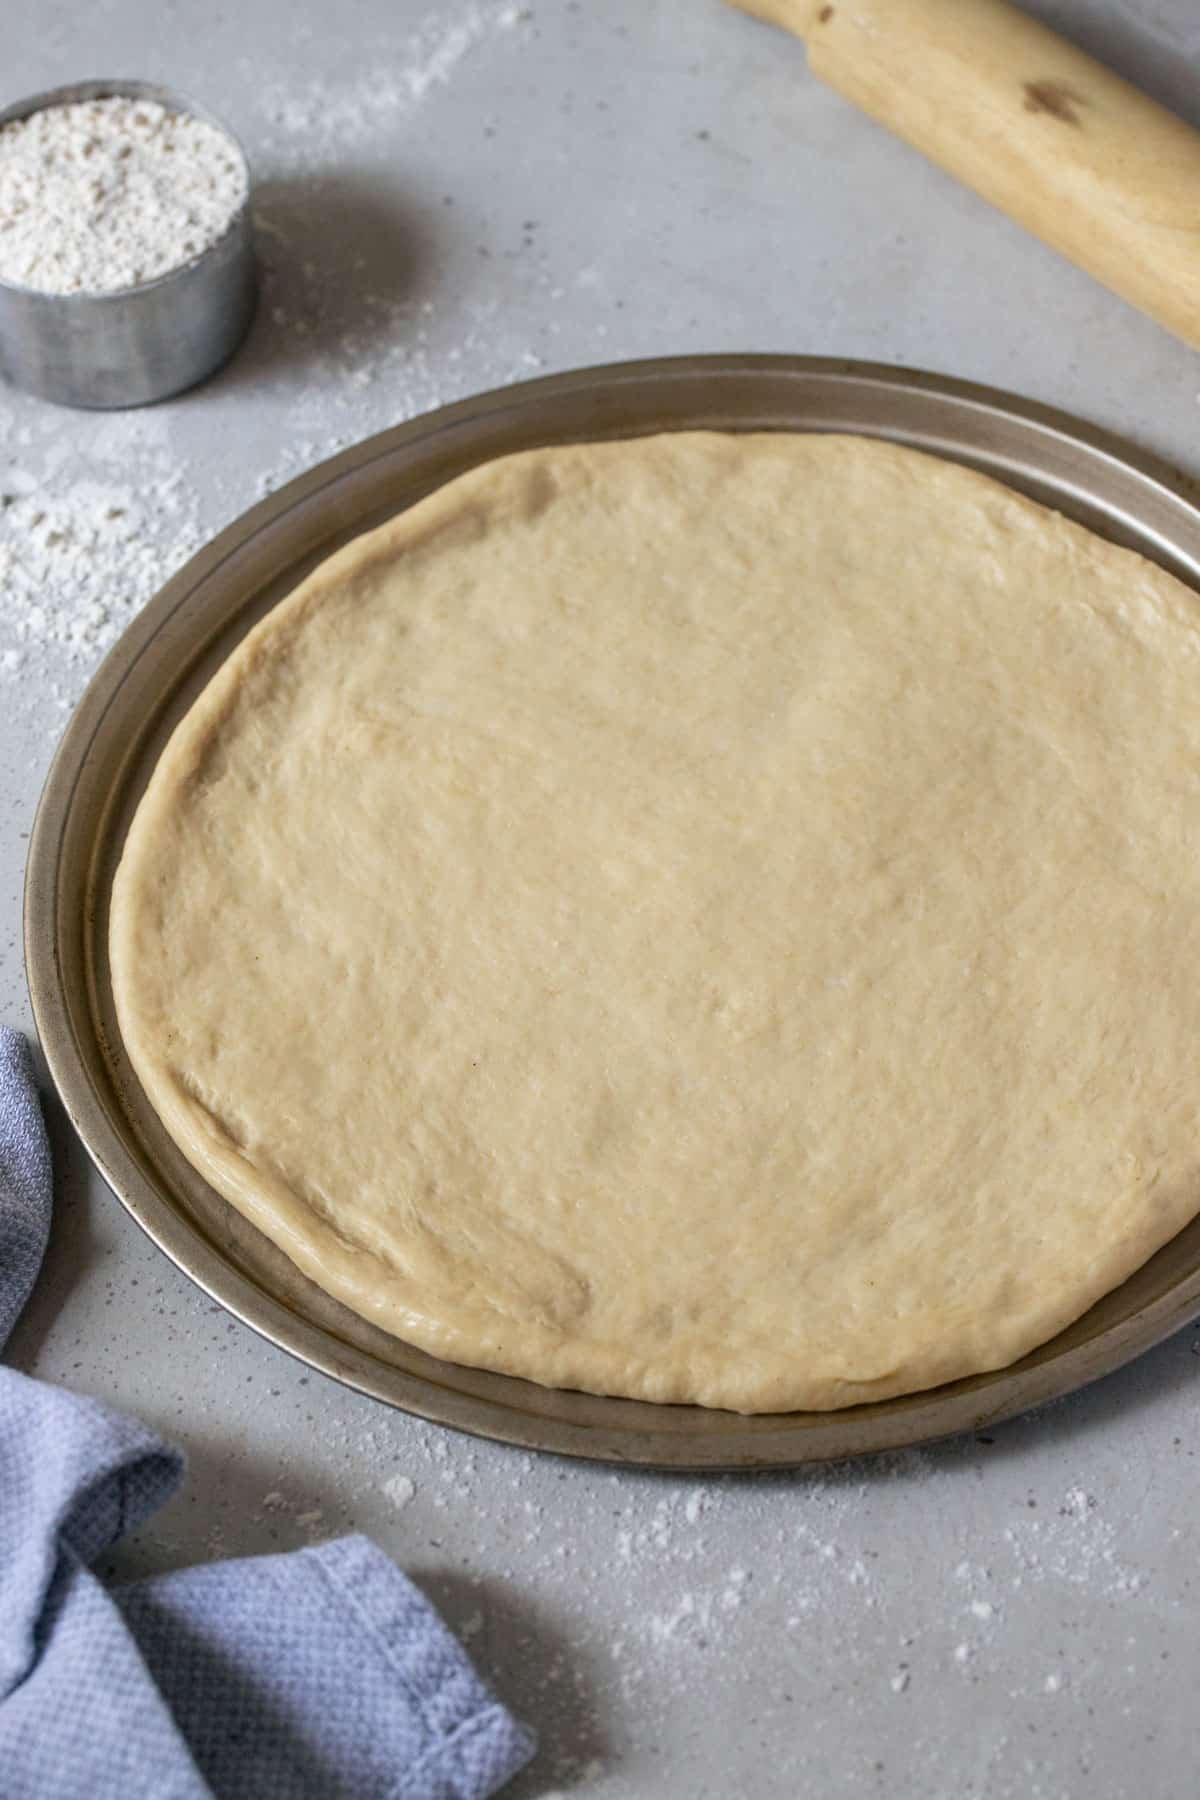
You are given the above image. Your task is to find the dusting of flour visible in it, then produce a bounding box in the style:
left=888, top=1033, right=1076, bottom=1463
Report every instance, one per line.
left=0, top=407, right=202, bottom=722
left=258, top=3, right=527, bottom=160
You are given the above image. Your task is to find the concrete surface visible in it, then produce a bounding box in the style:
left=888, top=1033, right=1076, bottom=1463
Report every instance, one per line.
left=5, top=2, right=1200, bottom=1794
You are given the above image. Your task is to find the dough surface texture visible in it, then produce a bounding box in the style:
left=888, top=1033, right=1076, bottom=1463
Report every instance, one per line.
left=110, top=432, right=1200, bottom=1412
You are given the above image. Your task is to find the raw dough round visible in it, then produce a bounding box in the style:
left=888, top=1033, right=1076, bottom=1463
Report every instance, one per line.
left=110, top=432, right=1200, bottom=1412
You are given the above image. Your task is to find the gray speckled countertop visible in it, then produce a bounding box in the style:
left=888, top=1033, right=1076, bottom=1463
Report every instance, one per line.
left=5, top=3, right=1200, bottom=1794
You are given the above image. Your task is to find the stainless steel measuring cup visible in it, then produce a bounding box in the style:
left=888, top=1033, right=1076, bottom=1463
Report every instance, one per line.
left=0, top=78, right=258, bottom=408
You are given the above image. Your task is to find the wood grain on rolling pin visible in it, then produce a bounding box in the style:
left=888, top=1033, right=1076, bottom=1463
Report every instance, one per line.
left=730, top=0, right=1200, bottom=352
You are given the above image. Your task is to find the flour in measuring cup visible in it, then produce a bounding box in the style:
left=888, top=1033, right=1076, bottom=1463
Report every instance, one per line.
left=0, top=95, right=247, bottom=295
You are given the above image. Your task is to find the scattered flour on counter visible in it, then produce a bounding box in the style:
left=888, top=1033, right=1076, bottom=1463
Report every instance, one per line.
left=258, top=2, right=528, bottom=160
left=1002, top=1485, right=1145, bottom=1598
left=383, top=1473, right=416, bottom=1510
left=0, top=405, right=203, bottom=708
left=647, top=1591, right=714, bottom=1648
left=721, top=1567, right=749, bottom=1611
left=251, top=1488, right=328, bottom=1542
left=405, top=2, right=525, bottom=101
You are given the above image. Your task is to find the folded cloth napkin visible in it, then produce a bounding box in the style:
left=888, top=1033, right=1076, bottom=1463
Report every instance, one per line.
left=0, top=1027, right=535, bottom=1799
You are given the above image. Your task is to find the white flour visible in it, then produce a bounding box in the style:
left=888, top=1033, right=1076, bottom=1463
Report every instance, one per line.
left=0, top=411, right=202, bottom=704
left=0, top=96, right=247, bottom=294
left=258, top=3, right=525, bottom=158
left=383, top=1473, right=416, bottom=1510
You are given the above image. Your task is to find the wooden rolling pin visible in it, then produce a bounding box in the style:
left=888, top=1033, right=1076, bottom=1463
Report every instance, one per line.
left=729, top=0, right=1200, bottom=351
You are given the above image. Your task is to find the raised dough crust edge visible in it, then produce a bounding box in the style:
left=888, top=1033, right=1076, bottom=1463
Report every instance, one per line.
left=109, top=433, right=1200, bottom=1413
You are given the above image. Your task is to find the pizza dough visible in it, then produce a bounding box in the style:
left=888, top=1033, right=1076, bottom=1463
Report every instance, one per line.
left=110, top=431, right=1200, bottom=1413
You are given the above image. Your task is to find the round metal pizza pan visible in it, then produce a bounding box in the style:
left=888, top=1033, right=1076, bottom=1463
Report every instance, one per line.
left=24, top=354, right=1200, bottom=1467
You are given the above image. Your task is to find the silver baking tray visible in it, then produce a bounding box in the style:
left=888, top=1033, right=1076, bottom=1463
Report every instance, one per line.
left=24, top=355, right=1200, bottom=1467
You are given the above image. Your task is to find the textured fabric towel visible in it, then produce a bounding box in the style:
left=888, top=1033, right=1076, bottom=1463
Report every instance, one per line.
left=0, top=1026, right=536, bottom=1799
